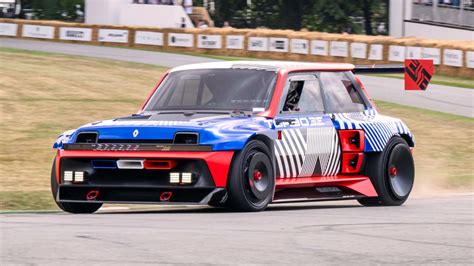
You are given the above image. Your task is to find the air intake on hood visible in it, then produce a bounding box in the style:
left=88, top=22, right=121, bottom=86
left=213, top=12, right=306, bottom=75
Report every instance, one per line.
left=76, top=132, right=98, bottom=144
left=173, top=133, right=198, bottom=145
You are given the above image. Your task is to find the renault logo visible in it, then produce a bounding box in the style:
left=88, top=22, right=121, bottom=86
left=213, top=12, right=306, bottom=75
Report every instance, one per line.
left=132, top=129, right=139, bottom=138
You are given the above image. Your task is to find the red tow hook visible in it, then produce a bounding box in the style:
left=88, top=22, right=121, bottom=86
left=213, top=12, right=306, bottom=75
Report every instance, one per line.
left=160, top=192, right=173, bottom=201
left=86, top=190, right=100, bottom=200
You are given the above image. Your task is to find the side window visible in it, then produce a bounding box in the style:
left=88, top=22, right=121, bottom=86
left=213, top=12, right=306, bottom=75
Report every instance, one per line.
left=319, top=71, right=366, bottom=113
left=282, top=76, right=324, bottom=113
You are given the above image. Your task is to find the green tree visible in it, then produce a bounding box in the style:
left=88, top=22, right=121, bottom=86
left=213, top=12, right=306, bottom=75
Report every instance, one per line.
left=301, top=0, right=360, bottom=33
left=210, top=0, right=387, bottom=35
left=27, top=0, right=83, bottom=20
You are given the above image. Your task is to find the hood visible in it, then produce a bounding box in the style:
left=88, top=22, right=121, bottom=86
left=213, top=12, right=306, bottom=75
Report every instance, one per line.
left=53, top=113, right=273, bottom=151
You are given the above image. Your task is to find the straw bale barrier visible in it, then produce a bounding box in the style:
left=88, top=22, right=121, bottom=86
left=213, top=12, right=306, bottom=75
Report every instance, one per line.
left=0, top=18, right=472, bottom=78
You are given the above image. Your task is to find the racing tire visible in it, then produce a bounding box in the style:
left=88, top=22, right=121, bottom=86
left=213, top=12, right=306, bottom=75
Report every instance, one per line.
left=227, top=140, right=274, bottom=212
left=358, top=136, right=415, bottom=207
left=51, top=160, right=102, bottom=214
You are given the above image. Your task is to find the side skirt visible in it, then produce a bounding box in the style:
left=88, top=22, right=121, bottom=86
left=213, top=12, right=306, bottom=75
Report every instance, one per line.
left=273, top=175, right=377, bottom=202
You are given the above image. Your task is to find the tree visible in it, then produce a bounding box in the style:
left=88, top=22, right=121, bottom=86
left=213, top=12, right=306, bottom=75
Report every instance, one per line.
left=210, top=0, right=387, bottom=35
left=18, top=0, right=84, bottom=20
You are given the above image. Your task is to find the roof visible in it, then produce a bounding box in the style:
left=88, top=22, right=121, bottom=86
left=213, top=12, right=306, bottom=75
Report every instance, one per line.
left=170, top=61, right=355, bottom=73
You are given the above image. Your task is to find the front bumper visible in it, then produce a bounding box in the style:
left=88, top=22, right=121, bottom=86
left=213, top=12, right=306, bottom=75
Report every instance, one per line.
left=58, top=185, right=225, bottom=204
left=54, top=150, right=234, bottom=204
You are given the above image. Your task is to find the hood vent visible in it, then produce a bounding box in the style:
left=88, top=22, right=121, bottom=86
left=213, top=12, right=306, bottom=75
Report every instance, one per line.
left=173, top=133, right=198, bottom=145
left=76, top=132, right=98, bottom=144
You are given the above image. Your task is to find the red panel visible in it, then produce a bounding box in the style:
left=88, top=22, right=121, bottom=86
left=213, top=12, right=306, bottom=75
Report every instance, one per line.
left=339, top=130, right=364, bottom=152
left=339, top=178, right=377, bottom=197
left=276, top=175, right=368, bottom=188
left=59, top=150, right=234, bottom=188
left=275, top=175, right=377, bottom=197
left=404, top=59, right=433, bottom=90
left=204, top=151, right=235, bottom=187
left=341, top=152, right=364, bottom=174
left=144, top=159, right=177, bottom=170
left=258, top=70, right=287, bottom=118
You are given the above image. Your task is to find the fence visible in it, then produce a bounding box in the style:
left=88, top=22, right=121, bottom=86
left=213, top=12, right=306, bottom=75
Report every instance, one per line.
left=1, top=18, right=473, bottom=78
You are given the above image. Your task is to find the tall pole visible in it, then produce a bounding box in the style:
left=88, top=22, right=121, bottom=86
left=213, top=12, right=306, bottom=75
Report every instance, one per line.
left=14, top=0, right=19, bottom=18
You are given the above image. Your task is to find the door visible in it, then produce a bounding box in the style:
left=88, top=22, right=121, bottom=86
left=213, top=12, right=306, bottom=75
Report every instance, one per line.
left=273, top=73, right=341, bottom=178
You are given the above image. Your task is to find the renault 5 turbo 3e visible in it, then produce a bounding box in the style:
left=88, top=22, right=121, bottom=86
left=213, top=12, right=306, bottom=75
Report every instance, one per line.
left=51, top=61, right=418, bottom=213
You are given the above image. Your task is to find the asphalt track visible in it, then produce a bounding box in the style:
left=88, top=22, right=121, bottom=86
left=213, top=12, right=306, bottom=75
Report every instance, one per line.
left=1, top=38, right=473, bottom=117
left=1, top=195, right=473, bottom=265
left=1, top=38, right=473, bottom=264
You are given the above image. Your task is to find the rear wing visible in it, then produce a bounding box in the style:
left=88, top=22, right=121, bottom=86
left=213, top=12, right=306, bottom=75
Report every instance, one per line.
left=353, top=59, right=434, bottom=90
left=353, top=64, right=404, bottom=74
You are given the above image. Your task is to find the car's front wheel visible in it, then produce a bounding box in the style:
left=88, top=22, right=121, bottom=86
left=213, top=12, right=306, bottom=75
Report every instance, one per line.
left=358, top=136, right=415, bottom=206
left=227, top=140, right=274, bottom=212
left=51, top=160, right=102, bottom=214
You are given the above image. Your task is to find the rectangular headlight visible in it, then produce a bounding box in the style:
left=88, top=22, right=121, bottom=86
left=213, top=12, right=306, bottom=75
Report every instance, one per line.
left=64, top=171, right=73, bottom=182
left=170, top=172, right=180, bottom=184
left=181, top=172, right=192, bottom=184
left=74, top=171, right=84, bottom=182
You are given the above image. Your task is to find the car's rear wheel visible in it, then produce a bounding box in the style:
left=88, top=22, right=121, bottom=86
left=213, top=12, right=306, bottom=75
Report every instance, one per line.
left=358, top=136, right=415, bottom=206
left=227, top=140, right=274, bottom=212
left=51, top=160, right=102, bottom=214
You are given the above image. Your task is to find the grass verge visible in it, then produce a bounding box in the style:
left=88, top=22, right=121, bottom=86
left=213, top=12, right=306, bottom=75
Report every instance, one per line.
left=0, top=47, right=472, bottom=210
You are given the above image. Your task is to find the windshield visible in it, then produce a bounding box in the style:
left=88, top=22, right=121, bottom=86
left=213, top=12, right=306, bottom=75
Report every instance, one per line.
left=144, top=69, right=277, bottom=112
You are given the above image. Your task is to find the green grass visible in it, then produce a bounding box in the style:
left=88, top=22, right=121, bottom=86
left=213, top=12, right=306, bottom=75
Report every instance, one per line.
left=0, top=47, right=472, bottom=210
left=373, top=73, right=474, bottom=89
left=0, top=191, right=59, bottom=211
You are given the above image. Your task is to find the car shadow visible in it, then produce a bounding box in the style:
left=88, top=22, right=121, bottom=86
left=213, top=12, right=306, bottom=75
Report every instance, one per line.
left=97, top=201, right=362, bottom=215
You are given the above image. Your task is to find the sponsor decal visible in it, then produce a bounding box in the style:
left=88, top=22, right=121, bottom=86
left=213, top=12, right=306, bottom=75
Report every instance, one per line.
left=0, top=23, right=17, bottom=36
left=443, top=49, right=463, bottom=67
left=134, top=31, right=164, bottom=46
left=389, top=45, right=406, bottom=62
left=269, top=37, right=289, bottom=52
left=98, top=29, right=129, bottom=43
left=59, top=27, right=92, bottom=41
left=406, top=46, right=422, bottom=59
left=168, top=33, right=193, bottom=47
left=467, top=51, right=474, bottom=69
left=290, top=39, right=309, bottom=54
left=22, top=24, right=54, bottom=39
left=422, top=47, right=440, bottom=65
left=404, top=59, right=433, bottom=90
left=248, top=37, right=268, bottom=51
left=265, top=117, right=325, bottom=128
left=368, top=44, right=383, bottom=60
left=226, top=35, right=244, bottom=50
left=330, top=41, right=348, bottom=57
left=351, top=42, right=367, bottom=59
left=311, top=40, right=328, bottom=56
left=198, top=34, right=222, bottom=49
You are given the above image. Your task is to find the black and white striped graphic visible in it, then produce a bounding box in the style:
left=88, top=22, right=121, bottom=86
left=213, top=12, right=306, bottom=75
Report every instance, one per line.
left=333, top=108, right=413, bottom=152
left=274, top=127, right=340, bottom=178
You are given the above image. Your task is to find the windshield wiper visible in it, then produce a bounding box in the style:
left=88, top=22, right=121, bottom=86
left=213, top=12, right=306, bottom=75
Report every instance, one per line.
left=230, top=110, right=252, bottom=117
